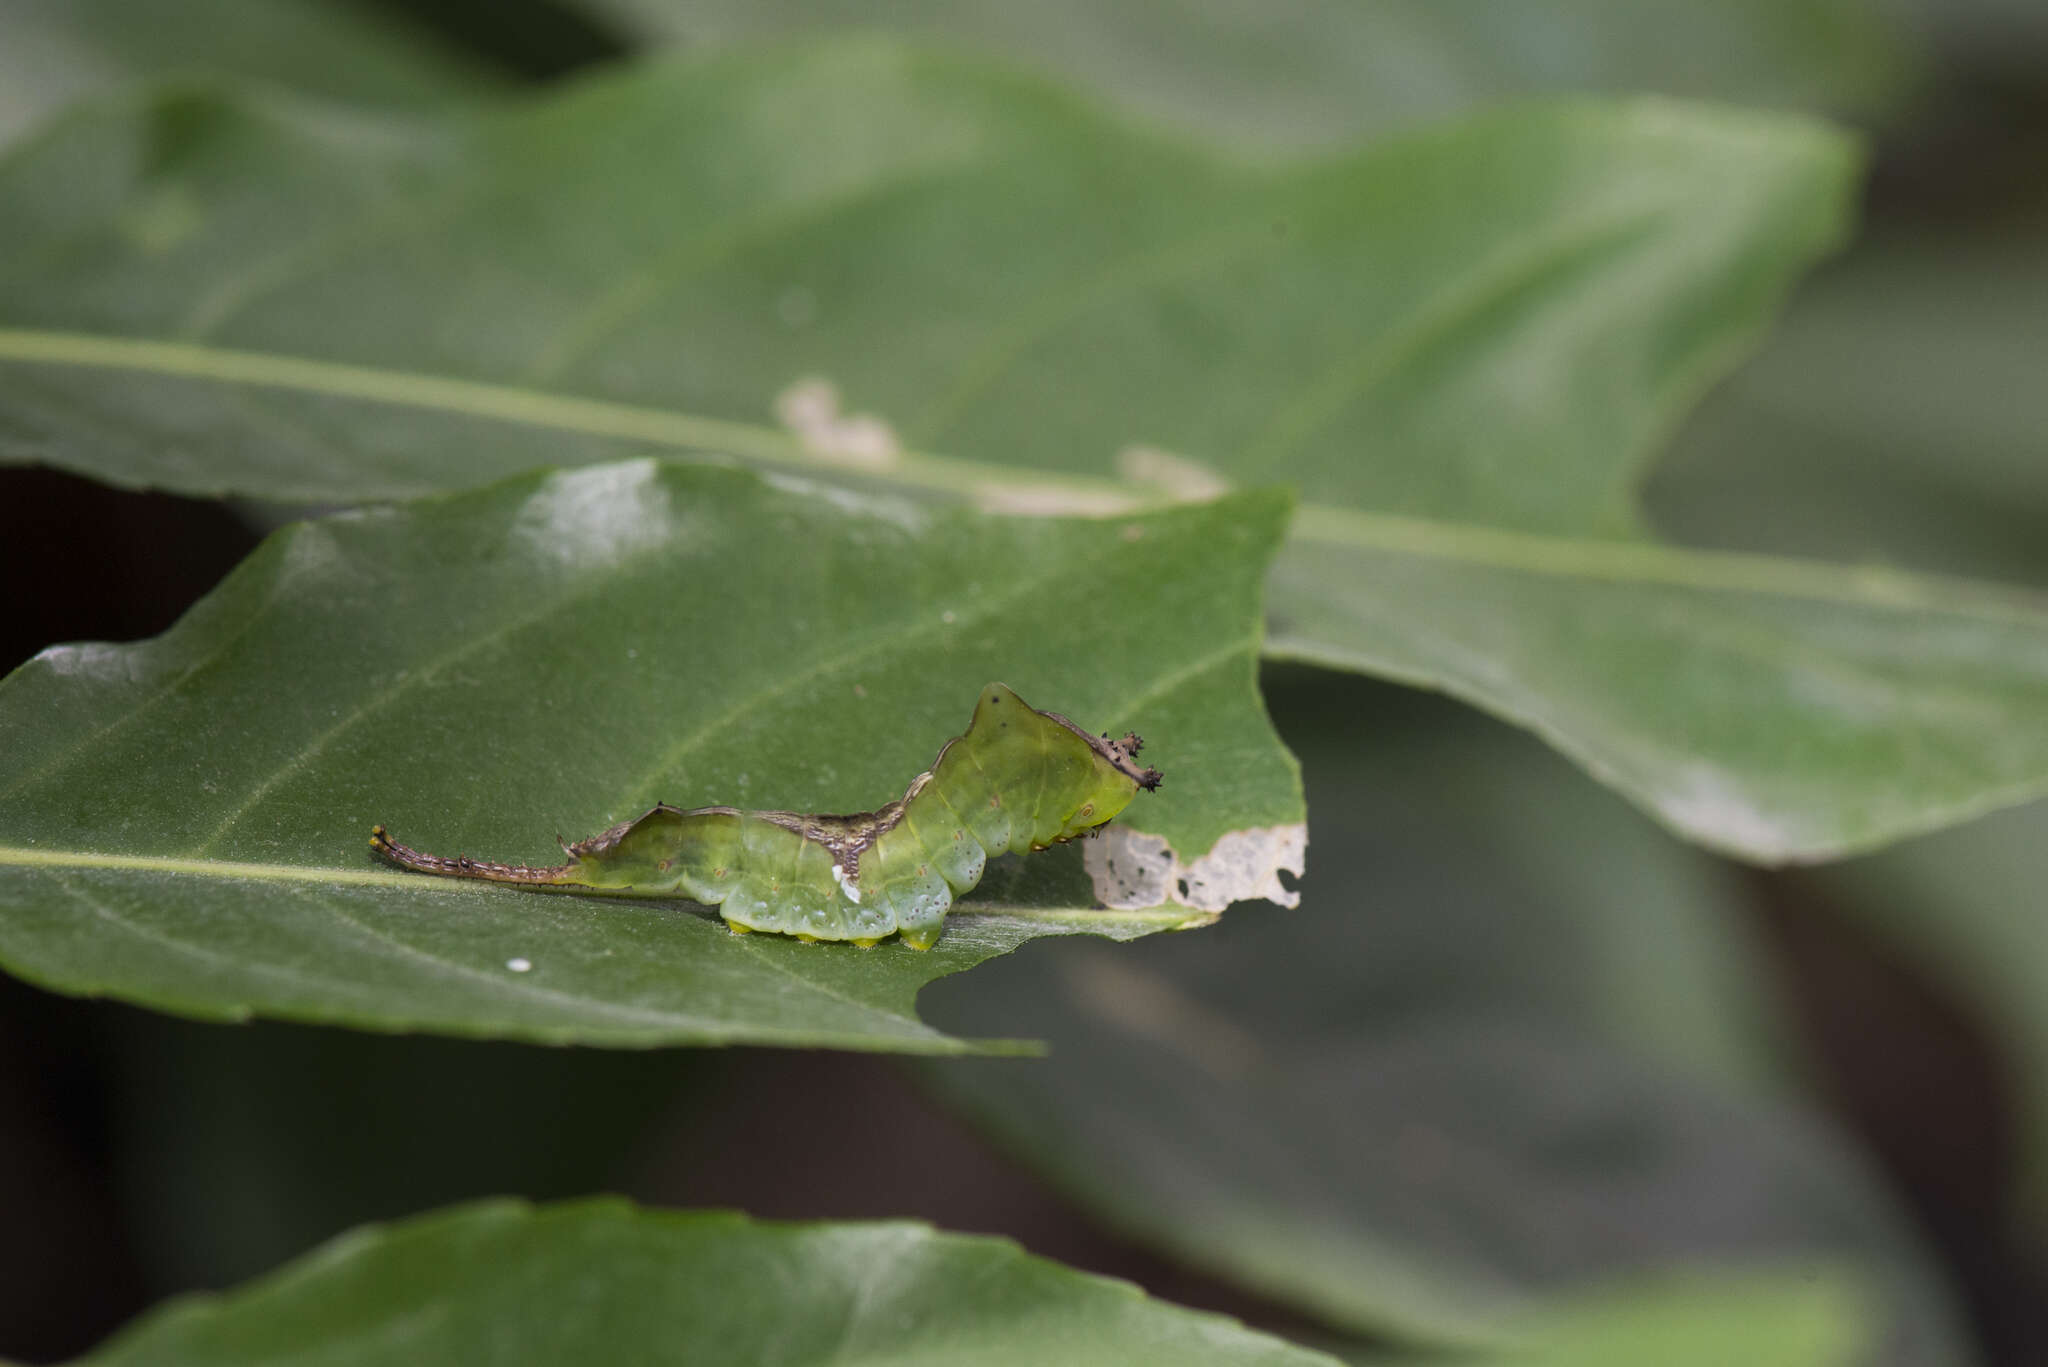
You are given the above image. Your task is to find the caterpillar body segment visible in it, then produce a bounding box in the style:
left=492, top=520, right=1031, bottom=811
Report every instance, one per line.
left=372, top=683, right=1161, bottom=949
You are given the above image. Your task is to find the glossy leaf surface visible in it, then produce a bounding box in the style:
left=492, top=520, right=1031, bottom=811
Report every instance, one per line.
left=0, top=465, right=1297, bottom=1050
left=70, top=1199, right=1342, bottom=1367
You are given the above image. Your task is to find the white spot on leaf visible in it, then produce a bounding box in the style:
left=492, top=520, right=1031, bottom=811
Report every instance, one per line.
left=971, top=484, right=1145, bottom=517
left=1115, top=445, right=1232, bottom=500
left=1084, top=824, right=1307, bottom=913
left=774, top=377, right=901, bottom=469
left=506, top=957, right=533, bottom=973
left=514, top=460, right=676, bottom=571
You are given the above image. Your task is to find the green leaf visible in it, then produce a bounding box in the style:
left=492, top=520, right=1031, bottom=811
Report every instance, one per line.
left=921, top=958, right=1967, bottom=1361
left=0, top=0, right=503, bottom=149
left=0, top=464, right=1299, bottom=1050
left=583, top=0, right=1913, bottom=151
left=1, top=41, right=2041, bottom=861
left=1266, top=519, right=2048, bottom=862
left=1350, top=1267, right=1869, bottom=1367
left=68, top=1198, right=1343, bottom=1367
left=1253, top=674, right=1793, bottom=1093
left=0, top=54, right=1852, bottom=534
left=1638, top=207, right=2048, bottom=1217
left=1649, top=223, right=2048, bottom=588
left=912, top=678, right=1969, bottom=1359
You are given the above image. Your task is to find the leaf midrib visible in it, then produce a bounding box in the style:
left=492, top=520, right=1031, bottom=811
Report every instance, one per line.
left=45, top=871, right=733, bottom=1030
left=0, top=845, right=1198, bottom=929
left=3, top=327, right=2046, bottom=624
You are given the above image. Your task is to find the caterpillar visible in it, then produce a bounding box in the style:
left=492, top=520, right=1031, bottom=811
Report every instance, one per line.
left=370, top=683, right=1162, bottom=949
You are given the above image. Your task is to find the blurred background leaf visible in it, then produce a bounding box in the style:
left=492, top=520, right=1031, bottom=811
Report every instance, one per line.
left=1647, top=219, right=2048, bottom=589
left=912, top=671, right=1972, bottom=1364
left=0, top=0, right=508, bottom=149
left=1630, top=3, right=2048, bottom=1321
left=66, top=1199, right=1345, bottom=1367
left=578, top=0, right=1915, bottom=152
left=1347, top=1266, right=1869, bottom=1367
left=0, top=49, right=1854, bottom=523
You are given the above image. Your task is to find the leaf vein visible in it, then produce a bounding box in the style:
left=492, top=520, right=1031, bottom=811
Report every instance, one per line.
left=2, top=329, right=2044, bottom=623
left=614, top=536, right=1136, bottom=807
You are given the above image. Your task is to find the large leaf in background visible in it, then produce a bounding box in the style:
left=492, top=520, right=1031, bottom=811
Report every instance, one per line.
left=920, top=946, right=1966, bottom=1363
left=0, top=0, right=503, bottom=149
left=1349, top=1267, right=1868, bottom=1367
left=1266, top=520, right=2048, bottom=863
left=913, top=675, right=1969, bottom=1361
left=0, top=46, right=1853, bottom=538
left=584, top=0, right=1911, bottom=151
left=0, top=463, right=1299, bottom=1049
left=0, top=40, right=2041, bottom=864
left=1233, top=675, right=1791, bottom=1095
left=1648, top=221, right=2048, bottom=589
left=1630, top=202, right=2048, bottom=1219
left=66, top=1199, right=1341, bottom=1367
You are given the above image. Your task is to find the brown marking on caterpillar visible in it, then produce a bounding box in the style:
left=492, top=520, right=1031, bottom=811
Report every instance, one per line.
left=370, top=825, right=573, bottom=885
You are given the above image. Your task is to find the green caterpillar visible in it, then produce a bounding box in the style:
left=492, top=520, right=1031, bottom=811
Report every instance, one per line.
left=371, top=683, right=1162, bottom=949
